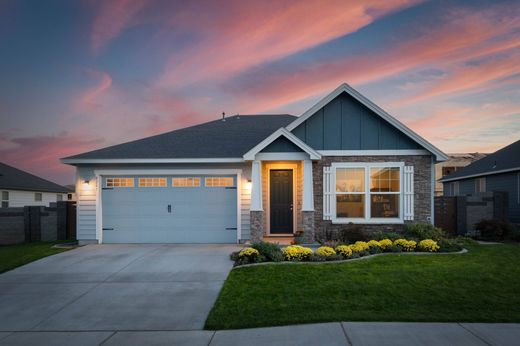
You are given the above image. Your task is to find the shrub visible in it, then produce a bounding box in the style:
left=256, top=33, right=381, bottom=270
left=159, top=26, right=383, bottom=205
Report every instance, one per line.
left=335, top=245, right=353, bottom=258
left=239, top=247, right=260, bottom=259
left=349, top=241, right=370, bottom=255
left=404, top=223, right=445, bottom=241
left=251, top=241, right=283, bottom=262
left=437, top=238, right=462, bottom=252
left=316, top=246, right=336, bottom=257
left=308, top=253, right=326, bottom=262
left=379, top=231, right=402, bottom=241
left=393, top=239, right=416, bottom=252
left=233, top=247, right=264, bottom=266
left=418, top=239, right=440, bottom=252
left=475, top=219, right=514, bottom=241
left=378, top=239, right=393, bottom=250
left=283, top=245, right=313, bottom=261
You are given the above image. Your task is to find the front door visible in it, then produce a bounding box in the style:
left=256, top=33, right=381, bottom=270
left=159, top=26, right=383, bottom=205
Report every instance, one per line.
left=269, top=169, right=293, bottom=234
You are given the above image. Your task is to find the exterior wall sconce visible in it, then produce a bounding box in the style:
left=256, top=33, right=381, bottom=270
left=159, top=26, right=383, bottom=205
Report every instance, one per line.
left=245, top=179, right=252, bottom=190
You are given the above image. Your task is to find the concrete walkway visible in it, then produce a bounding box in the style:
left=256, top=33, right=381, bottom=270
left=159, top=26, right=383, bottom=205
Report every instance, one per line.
left=0, top=322, right=519, bottom=345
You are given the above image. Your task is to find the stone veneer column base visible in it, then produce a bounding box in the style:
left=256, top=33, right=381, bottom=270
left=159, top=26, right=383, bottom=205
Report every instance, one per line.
left=302, top=211, right=315, bottom=243
left=250, top=211, right=265, bottom=242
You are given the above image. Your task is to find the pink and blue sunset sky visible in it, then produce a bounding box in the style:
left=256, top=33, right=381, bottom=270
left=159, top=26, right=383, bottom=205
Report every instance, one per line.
left=0, top=0, right=519, bottom=184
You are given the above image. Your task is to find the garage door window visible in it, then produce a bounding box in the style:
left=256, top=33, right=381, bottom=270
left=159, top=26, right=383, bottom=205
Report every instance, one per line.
left=106, top=178, right=134, bottom=187
left=205, top=177, right=234, bottom=187
left=172, top=177, right=200, bottom=187
left=139, top=177, right=167, bottom=187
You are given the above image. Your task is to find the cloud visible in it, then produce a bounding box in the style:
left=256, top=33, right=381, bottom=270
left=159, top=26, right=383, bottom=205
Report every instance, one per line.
left=90, top=0, right=150, bottom=54
left=78, top=68, right=113, bottom=110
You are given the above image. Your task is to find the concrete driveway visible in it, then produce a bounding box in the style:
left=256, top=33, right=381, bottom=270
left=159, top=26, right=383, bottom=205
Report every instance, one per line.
left=0, top=244, right=240, bottom=333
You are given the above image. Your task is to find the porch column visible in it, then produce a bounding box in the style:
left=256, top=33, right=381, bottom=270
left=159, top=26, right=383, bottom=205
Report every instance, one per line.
left=302, top=159, right=314, bottom=211
left=251, top=160, right=263, bottom=211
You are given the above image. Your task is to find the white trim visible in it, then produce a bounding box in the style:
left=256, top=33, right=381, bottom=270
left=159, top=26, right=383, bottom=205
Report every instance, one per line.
left=250, top=161, right=263, bottom=211
left=440, top=167, right=520, bottom=183
left=62, top=158, right=244, bottom=164
left=93, top=168, right=242, bottom=244
left=302, top=159, right=314, bottom=211
left=266, top=163, right=298, bottom=235
left=286, top=83, right=448, bottom=162
left=243, top=127, right=321, bottom=161
left=330, top=162, right=405, bottom=224
left=255, top=152, right=311, bottom=161
left=318, top=149, right=430, bottom=156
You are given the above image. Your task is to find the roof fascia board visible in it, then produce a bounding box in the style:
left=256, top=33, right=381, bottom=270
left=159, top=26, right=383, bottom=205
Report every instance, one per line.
left=439, top=167, right=520, bottom=183
left=61, top=158, right=245, bottom=164
left=286, top=83, right=448, bottom=162
left=243, top=128, right=321, bottom=161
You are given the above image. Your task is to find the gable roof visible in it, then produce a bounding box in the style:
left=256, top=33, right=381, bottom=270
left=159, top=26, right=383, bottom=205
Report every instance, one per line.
left=440, top=140, right=520, bottom=182
left=243, top=128, right=321, bottom=160
left=0, top=163, right=71, bottom=193
left=286, top=83, right=448, bottom=161
left=62, top=115, right=295, bottom=163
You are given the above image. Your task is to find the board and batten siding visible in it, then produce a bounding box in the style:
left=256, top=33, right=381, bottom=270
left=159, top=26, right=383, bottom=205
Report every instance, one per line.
left=292, top=93, right=421, bottom=150
left=75, top=163, right=252, bottom=243
left=0, top=189, right=67, bottom=208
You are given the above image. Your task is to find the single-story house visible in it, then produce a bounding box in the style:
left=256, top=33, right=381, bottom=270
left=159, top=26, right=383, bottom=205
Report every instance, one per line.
left=0, top=162, right=71, bottom=207
left=440, top=139, right=520, bottom=223
left=62, top=83, right=448, bottom=245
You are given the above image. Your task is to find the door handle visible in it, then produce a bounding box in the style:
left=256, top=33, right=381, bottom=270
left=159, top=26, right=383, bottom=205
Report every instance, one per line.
left=167, top=204, right=172, bottom=213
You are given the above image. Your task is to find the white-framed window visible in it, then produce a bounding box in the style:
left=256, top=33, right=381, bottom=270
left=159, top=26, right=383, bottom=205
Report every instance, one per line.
left=35, top=192, right=42, bottom=201
left=451, top=181, right=459, bottom=196
left=475, top=177, right=486, bottom=193
left=1, top=191, right=8, bottom=208
left=331, top=162, right=403, bottom=223
left=106, top=177, right=134, bottom=188
left=172, top=177, right=200, bottom=187
left=205, top=177, right=234, bottom=187
left=57, top=194, right=63, bottom=201
left=138, top=177, right=167, bottom=187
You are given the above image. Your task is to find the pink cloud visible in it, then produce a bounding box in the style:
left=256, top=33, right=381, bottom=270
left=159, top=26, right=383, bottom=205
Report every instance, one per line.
left=78, top=68, right=113, bottom=110
left=90, top=0, right=150, bottom=54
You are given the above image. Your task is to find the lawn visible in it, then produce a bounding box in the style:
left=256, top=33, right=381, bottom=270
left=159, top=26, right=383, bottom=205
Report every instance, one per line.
left=205, top=244, right=520, bottom=330
left=0, top=241, right=73, bottom=274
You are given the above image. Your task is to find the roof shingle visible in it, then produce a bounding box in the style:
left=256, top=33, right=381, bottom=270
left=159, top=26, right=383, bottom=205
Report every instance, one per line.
left=0, top=163, right=71, bottom=193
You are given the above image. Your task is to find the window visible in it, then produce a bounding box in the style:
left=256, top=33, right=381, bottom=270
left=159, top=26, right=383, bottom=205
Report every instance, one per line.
left=442, top=166, right=458, bottom=177
left=451, top=182, right=460, bottom=195
left=138, top=177, right=167, bottom=187
left=333, top=163, right=402, bottom=221
left=35, top=192, right=42, bottom=201
left=172, top=177, right=200, bottom=187
left=106, top=177, right=134, bottom=188
left=68, top=193, right=73, bottom=200
left=475, top=177, right=486, bottom=193
left=57, top=194, right=63, bottom=201
left=1, top=191, right=8, bottom=208
left=205, top=177, right=234, bottom=187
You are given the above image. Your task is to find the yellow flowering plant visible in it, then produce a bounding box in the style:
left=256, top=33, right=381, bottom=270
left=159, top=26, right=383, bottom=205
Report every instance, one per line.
left=418, top=239, right=440, bottom=252
left=350, top=241, right=370, bottom=253
left=335, top=245, right=353, bottom=258
left=316, top=246, right=336, bottom=257
left=283, top=245, right=313, bottom=261
left=239, top=247, right=260, bottom=258
left=367, top=240, right=381, bottom=248
left=393, top=239, right=417, bottom=252
left=379, top=239, right=393, bottom=250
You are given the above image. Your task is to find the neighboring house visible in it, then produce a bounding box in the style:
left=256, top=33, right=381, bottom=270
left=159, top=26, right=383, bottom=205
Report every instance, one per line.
left=62, top=83, right=448, bottom=245
left=435, top=153, right=487, bottom=196
left=441, top=139, right=520, bottom=223
left=0, top=163, right=71, bottom=208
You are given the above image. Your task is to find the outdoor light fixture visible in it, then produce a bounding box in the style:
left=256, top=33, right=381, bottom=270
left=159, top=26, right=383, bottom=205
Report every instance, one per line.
left=82, top=180, right=91, bottom=190
left=245, top=179, right=252, bottom=190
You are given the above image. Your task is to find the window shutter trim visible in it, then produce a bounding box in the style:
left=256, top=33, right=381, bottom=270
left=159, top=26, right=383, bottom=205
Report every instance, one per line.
left=403, top=165, right=414, bottom=221
left=323, top=166, right=333, bottom=220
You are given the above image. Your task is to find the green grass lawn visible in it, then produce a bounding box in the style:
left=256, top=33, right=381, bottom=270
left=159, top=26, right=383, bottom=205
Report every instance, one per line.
left=205, top=244, right=520, bottom=330
left=0, top=241, right=73, bottom=274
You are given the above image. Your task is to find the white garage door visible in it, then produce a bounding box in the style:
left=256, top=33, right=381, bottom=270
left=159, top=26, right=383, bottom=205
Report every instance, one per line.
left=101, top=175, right=237, bottom=243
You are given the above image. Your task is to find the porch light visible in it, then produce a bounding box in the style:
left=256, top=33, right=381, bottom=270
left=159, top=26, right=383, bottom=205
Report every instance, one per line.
left=82, top=180, right=92, bottom=190
left=245, top=179, right=252, bottom=190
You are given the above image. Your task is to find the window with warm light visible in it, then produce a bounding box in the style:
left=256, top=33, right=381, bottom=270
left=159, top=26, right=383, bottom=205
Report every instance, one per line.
left=205, top=177, right=234, bottom=187
left=138, top=177, right=167, bottom=187
left=106, top=177, right=135, bottom=188
left=172, top=177, right=200, bottom=187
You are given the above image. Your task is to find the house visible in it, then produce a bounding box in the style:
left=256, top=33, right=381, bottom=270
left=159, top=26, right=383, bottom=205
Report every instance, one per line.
left=434, top=153, right=487, bottom=196
left=0, top=162, right=71, bottom=208
left=62, top=83, right=448, bottom=245
left=441, top=139, right=520, bottom=223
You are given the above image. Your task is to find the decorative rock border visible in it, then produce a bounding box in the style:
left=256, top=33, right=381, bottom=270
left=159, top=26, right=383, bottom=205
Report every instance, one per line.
left=232, top=248, right=468, bottom=269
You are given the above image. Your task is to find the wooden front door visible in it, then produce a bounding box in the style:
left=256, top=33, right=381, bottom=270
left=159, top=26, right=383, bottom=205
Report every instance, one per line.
left=269, top=169, right=293, bottom=234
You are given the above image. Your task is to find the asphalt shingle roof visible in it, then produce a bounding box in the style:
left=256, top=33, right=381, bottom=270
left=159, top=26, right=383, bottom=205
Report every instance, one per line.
left=0, top=163, right=71, bottom=193
left=441, top=139, right=520, bottom=182
left=63, top=114, right=296, bottom=160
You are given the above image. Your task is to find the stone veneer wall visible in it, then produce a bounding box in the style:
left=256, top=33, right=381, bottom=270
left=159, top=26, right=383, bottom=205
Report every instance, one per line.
left=313, top=155, right=433, bottom=241
left=250, top=211, right=264, bottom=242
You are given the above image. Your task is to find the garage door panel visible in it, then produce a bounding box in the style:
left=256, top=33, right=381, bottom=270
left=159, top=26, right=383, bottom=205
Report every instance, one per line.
left=102, top=175, right=237, bottom=243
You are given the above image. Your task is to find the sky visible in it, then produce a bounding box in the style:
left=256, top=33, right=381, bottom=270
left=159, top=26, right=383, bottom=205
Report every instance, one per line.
left=0, top=0, right=519, bottom=185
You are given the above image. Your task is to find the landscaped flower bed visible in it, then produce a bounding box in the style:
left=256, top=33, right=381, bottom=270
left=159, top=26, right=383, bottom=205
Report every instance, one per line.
left=231, top=237, right=463, bottom=267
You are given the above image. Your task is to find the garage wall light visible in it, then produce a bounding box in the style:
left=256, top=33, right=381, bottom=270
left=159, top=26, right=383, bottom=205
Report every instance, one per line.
left=82, top=180, right=92, bottom=191
left=245, top=179, right=252, bottom=190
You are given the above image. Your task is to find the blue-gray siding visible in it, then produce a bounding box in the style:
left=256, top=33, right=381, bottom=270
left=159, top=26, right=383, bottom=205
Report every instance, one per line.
left=261, top=136, right=303, bottom=153
left=292, top=93, right=421, bottom=150
left=443, top=171, right=520, bottom=222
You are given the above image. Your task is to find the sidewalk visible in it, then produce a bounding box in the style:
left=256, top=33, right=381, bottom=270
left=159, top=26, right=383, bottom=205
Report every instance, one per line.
left=1, top=322, right=519, bottom=346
